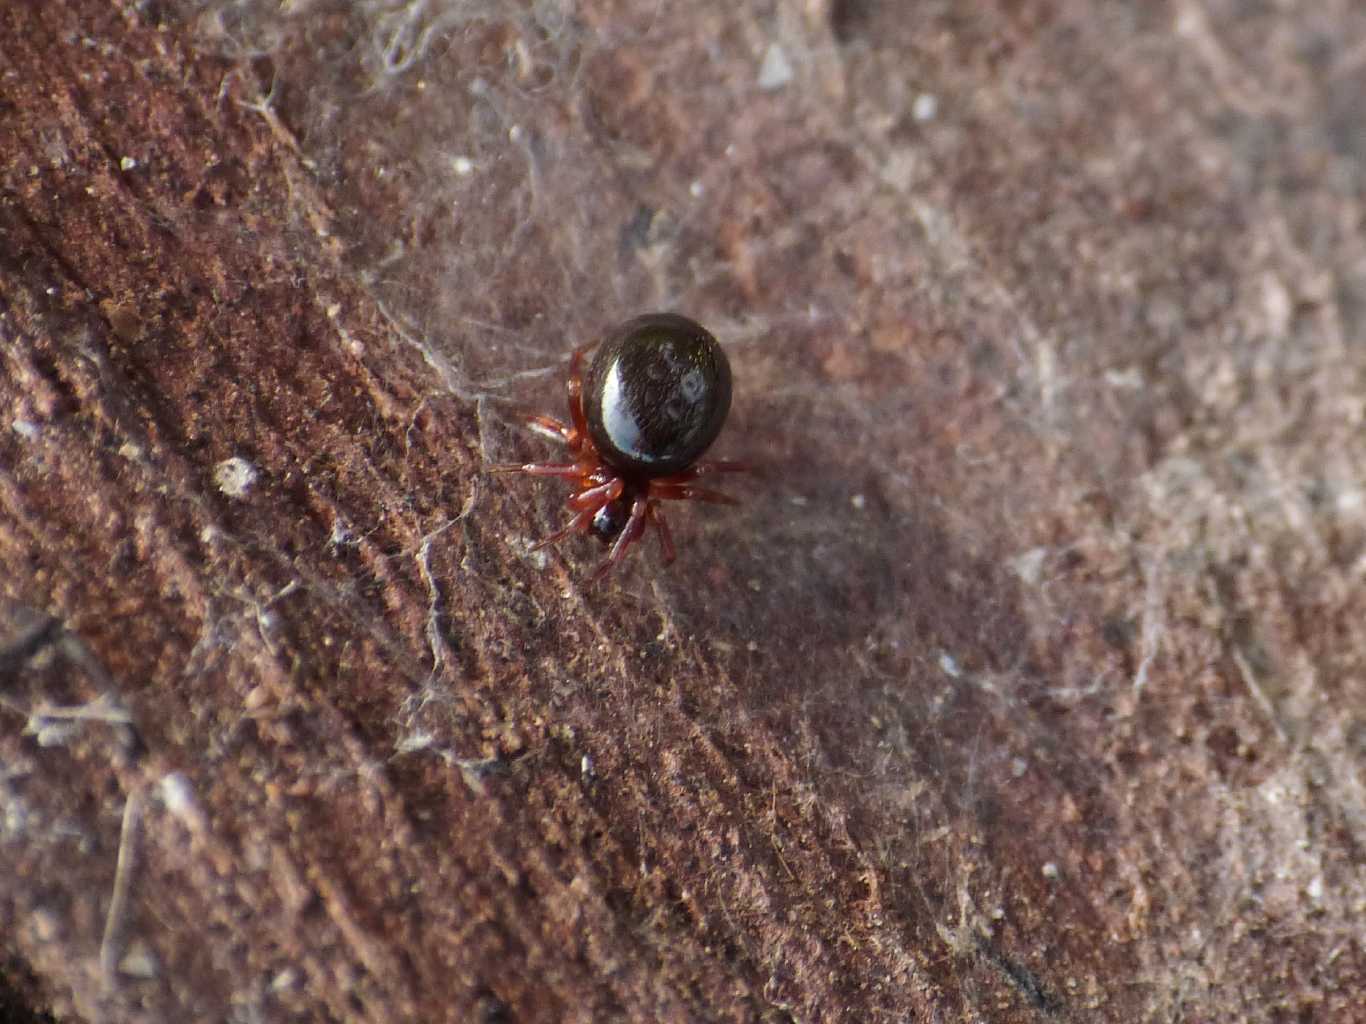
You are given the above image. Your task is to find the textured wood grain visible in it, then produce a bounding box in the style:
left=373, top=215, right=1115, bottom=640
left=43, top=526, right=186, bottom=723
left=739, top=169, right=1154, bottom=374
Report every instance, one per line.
left=2, top=2, right=1363, bottom=1022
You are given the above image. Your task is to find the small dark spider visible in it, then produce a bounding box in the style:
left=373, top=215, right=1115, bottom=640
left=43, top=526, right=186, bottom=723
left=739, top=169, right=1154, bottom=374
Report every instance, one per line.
left=493, top=313, right=746, bottom=581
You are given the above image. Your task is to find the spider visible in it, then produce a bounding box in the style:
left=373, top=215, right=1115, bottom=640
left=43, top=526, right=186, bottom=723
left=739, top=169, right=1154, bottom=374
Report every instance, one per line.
left=492, top=313, right=746, bottom=581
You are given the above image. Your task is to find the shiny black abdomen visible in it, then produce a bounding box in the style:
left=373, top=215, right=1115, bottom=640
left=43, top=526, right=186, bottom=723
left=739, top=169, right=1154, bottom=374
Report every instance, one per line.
left=583, top=313, right=733, bottom=479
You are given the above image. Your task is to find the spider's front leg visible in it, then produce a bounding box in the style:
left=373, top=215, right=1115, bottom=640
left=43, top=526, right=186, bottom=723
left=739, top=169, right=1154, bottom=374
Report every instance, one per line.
left=525, top=413, right=578, bottom=447
left=530, top=478, right=623, bottom=553
left=488, top=413, right=578, bottom=473
left=498, top=338, right=600, bottom=460
left=564, top=340, right=598, bottom=444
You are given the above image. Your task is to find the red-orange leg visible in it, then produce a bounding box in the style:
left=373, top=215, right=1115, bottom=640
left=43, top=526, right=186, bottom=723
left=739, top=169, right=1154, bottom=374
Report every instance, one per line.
left=565, top=341, right=597, bottom=442
left=651, top=483, right=741, bottom=505
left=526, top=413, right=579, bottom=447
left=530, top=480, right=621, bottom=552
left=670, top=459, right=750, bottom=481
left=647, top=459, right=749, bottom=505
left=568, top=478, right=624, bottom=510
left=529, top=508, right=596, bottom=552
left=648, top=502, right=676, bottom=566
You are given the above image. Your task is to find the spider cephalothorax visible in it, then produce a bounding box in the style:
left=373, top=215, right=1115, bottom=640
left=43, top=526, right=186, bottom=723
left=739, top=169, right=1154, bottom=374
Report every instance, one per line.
left=493, top=313, right=745, bottom=581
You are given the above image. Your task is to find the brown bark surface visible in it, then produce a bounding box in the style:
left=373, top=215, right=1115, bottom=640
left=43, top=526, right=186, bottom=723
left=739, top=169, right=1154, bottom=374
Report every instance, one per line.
left=2, top=2, right=1363, bottom=1021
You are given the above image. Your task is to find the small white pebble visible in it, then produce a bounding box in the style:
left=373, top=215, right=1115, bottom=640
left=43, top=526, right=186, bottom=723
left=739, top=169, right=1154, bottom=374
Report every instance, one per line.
left=214, top=456, right=258, bottom=497
left=11, top=418, right=39, bottom=440
left=31, top=720, right=81, bottom=747
left=938, top=652, right=962, bottom=678
left=1008, top=547, right=1048, bottom=586
left=1261, top=273, right=1292, bottom=336
left=395, top=731, right=435, bottom=755
left=912, top=93, right=939, bottom=121
left=452, top=156, right=474, bottom=176
left=159, top=772, right=197, bottom=817
left=119, top=941, right=160, bottom=979
left=689, top=180, right=705, bottom=198
left=1104, top=366, right=1144, bottom=390
left=4, top=796, right=31, bottom=837
left=850, top=493, right=866, bottom=510
left=31, top=909, right=62, bottom=942
left=757, top=43, right=793, bottom=90
left=119, top=155, right=138, bottom=171
left=1041, top=861, right=1060, bottom=880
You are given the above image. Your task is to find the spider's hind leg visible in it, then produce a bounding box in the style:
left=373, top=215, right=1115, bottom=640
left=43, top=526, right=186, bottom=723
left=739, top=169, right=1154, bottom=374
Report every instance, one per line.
left=529, top=508, right=595, bottom=552
left=648, top=501, right=676, bottom=566
left=649, top=460, right=747, bottom=505
left=530, top=478, right=622, bottom=552
left=651, top=483, right=740, bottom=506
left=673, top=459, right=750, bottom=481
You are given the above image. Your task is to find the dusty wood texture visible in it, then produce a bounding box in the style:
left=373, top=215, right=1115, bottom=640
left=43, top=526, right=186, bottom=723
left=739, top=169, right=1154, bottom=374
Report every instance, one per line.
left=2, top=1, right=1364, bottom=1021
